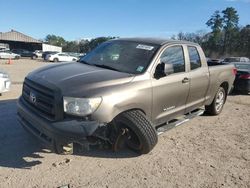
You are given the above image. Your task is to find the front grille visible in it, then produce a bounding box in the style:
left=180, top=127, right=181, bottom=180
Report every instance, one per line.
left=22, top=78, right=62, bottom=121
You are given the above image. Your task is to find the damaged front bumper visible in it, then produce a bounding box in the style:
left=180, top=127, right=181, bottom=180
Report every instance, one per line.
left=17, top=98, right=104, bottom=153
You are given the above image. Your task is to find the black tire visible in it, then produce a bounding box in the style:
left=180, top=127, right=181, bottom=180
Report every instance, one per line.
left=32, top=55, right=37, bottom=59
left=205, top=87, right=226, bottom=115
left=114, top=110, right=158, bottom=154
left=53, top=58, right=59, bottom=62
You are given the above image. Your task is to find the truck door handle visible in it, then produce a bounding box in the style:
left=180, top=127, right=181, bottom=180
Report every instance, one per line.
left=182, top=77, right=189, bottom=83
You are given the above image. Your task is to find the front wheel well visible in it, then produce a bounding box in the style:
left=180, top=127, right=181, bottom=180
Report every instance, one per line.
left=113, top=108, right=147, bottom=120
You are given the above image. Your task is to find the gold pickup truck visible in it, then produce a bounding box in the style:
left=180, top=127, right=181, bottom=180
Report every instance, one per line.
left=17, top=38, right=236, bottom=154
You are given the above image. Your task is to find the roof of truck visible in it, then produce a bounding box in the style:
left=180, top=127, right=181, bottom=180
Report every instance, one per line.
left=114, top=37, right=198, bottom=46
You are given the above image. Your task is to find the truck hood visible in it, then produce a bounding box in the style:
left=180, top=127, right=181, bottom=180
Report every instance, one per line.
left=27, top=62, right=134, bottom=97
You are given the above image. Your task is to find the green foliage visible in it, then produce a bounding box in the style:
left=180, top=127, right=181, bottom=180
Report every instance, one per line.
left=45, top=34, right=66, bottom=47
left=79, top=37, right=117, bottom=53
left=188, top=7, right=247, bottom=58
left=45, top=35, right=116, bottom=53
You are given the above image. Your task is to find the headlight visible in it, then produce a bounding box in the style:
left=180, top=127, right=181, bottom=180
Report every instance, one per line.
left=0, top=73, right=9, bottom=78
left=63, top=97, right=102, bottom=116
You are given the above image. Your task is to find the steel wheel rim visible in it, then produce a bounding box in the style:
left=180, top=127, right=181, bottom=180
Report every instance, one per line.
left=120, top=122, right=142, bottom=151
left=215, top=91, right=224, bottom=112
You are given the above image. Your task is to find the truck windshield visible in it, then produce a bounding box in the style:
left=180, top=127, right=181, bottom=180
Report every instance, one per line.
left=79, top=40, right=160, bottom=74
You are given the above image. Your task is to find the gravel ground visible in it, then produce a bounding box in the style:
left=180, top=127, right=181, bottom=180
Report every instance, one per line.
left=0, top=59, right=249, bottom=188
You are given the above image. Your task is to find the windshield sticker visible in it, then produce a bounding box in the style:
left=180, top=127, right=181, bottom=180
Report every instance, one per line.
left=136, top=44, right=154, bottom=51
left=136, top=66, right=144, bottom=72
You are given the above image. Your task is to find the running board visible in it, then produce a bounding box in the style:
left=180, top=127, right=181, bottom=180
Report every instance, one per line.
left=156, top=108, right=204, bottom=135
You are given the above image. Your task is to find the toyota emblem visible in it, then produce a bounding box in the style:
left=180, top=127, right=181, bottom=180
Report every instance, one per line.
left=29, top=92, right=37, bottom=104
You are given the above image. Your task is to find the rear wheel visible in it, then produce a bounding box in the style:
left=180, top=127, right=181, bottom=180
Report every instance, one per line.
left=53, top=58, right=59, bottom=62
left=113, top=110, right=158, bottom=154
left=205, top=87, right=226, bottom=115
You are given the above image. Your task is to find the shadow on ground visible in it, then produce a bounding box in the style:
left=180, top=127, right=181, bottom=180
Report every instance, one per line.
left=0, top=99, right=138, bottom=169
left=0, top=99, right=50, bottom=169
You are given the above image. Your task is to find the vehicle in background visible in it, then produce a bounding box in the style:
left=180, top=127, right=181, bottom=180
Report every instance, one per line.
left=47, top=52, right=78, bottom=62
left=32, top=50, right=43, bottom=59
left=0, top=69, right=11, bottom=95
left=0, top=51, right=20, bottom=59
left=11, top=49, right=34, bottom=58
left=207, top=58, right=223, bottom=66
left=233, top=62, right=250, bottom=94
left=18, top=38, right=236, bottom=155
left=67, top=52, right=86, bottom=61
left=77, top=54, right=86, bottom=61
left=223, top=57, right=250, bottom=63
left=42, top=51, right=58, bottom=60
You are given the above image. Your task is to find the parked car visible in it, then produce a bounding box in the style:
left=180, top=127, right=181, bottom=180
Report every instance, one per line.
left=233, top=62, right=250, bottom=94
left=17, top=38, right=236, bottom=155
left=42, top=51, right=58, bottom=60
left=207, top=58, right=223, bottom=65
left=66, top=52, right=86, bottom=59
left=223, top=57, right=250, bottom=63
left=0, top=51, right=20, bottom=59
left=32, top=50, right=43, bottom=59
left=11, top=49, right=34, bottom=57
left=0, top=69, right=11, bottom=95
left=47, top=52, right=78, bottom=62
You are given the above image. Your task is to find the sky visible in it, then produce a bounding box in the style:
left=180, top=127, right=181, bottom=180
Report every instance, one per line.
left=0, top=0, right=250, bottom=41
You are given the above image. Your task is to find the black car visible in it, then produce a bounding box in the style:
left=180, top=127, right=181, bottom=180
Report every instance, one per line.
left=11, top=49, right=34, bottom=57
left=233, top=62, right=250, bottom=94
left=42, top=51, right=58, bottom=60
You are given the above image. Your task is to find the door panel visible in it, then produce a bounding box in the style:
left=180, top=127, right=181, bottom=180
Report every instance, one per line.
left=151, top=45, right=190, bottom=125
left=185, top=67, right=209, bottom=112
left=185, top=46, right=209, bottom=113
left=152, top=73, right=190, bottom=125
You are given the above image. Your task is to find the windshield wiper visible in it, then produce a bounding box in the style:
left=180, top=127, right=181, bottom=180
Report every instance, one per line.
left=93, top=64, right=120, bottom=72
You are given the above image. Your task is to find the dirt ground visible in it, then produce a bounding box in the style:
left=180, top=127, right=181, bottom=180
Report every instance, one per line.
left=0, top=59, right=249, bottom=188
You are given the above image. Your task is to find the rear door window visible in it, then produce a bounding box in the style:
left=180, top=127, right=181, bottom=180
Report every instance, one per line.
left=188, top=46, right=201, bottom=70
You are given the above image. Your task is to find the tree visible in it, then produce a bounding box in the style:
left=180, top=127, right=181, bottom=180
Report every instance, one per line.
left=206, top=11, right=223, bottom=54
left=222, top=7, right=239, bottom=54
left=63, top=41, right=79, bottom=52
left=239, top=25, right=250, bottom=57
left=45, top=34, right=66, bottom=47
left=79, top=37, right=116, bottom=53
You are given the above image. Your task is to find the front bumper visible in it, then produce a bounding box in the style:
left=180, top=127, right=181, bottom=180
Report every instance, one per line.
left=17, top=97, right=101, bottom=151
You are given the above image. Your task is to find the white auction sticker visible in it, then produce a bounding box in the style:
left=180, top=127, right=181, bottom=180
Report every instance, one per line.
left=136, top=44, right=154, bottom=51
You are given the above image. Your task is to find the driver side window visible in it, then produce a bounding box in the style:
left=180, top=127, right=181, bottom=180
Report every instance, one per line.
left=160, top=46, right=185, bottom=74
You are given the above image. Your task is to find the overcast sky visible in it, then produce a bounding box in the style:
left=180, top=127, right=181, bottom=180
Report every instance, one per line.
left=1, top=0, right=250, bottom=40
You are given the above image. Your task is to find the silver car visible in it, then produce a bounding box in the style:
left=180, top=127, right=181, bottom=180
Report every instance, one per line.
left=0, top=51, right=20, bottom=59
left=0, top=69, right=11, bottom=95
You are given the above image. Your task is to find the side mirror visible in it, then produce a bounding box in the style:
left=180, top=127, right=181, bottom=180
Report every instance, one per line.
left=164, top=63, right=174, bottom=75
left=154, top=62, right=174, bottom=79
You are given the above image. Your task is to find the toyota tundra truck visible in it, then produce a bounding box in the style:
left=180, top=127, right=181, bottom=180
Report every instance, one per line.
left=17, top=38, right=236, bottom=154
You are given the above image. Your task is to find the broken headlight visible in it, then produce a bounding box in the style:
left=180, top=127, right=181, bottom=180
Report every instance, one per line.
left=63, top=97, right=102, bottom=116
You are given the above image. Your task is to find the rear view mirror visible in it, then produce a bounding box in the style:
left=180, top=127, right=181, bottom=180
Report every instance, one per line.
left=154, top=62, right=174, bottom=79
